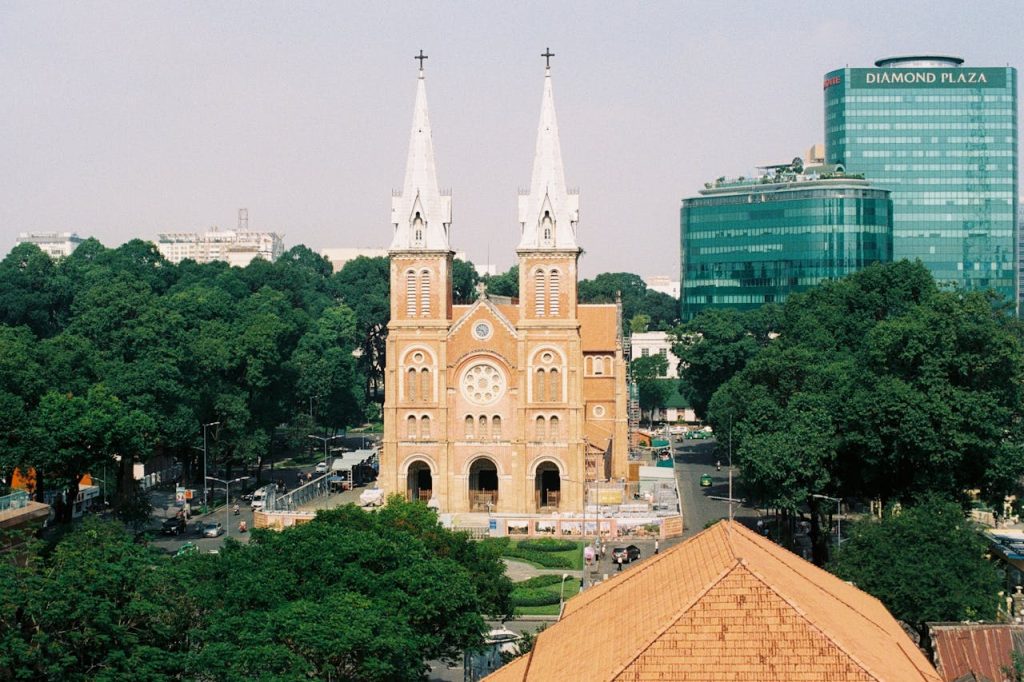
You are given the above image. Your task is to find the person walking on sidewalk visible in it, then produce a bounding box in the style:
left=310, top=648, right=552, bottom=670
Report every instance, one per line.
left=654, top=539, right=660, bottom=555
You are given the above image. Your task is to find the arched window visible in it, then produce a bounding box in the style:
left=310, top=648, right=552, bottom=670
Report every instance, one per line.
left=413, top=213, right=424, bottom=245
left=406, top=270, right=417, bottom=316
left=420, top=415, right=430, bottom=439
left=420, top=270, right=431, bottom=316
left=585, top=356, right=593, bottom=375
left=548, top=270, right=560, bottom=315
left=479, top=415, right=488, bottom=438
left=420, top=368, right=431, bottom=402
left=542, top=211, right=553, bottom=244
left=605, top=355, right=614, bottom=376
left=535, top=416, right=547, bottom=440
left=465, top=415, right=475, bottom=438
left=492, top=415, right=502, bottom=440
left=548, top=368, right=560, bottom=402
left=407, top=415, right=417, bottom=439
left=593, top=357, right=604, bottom=376
left=407, top=368, right=418, bottom=402
left=549, top=415, right=560, bottom=439
left=535, top=368, right=547, bottom=402
left=534, top=268, right=546, bottom=316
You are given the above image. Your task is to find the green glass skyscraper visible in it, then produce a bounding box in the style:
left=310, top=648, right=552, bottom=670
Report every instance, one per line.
left=681, top=161, right=893, bottom=320
left=824, top=56, right=1018, bottom=307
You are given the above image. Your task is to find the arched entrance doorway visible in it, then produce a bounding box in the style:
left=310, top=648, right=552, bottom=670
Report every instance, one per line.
left=468, top=458, right=499, bottom=511
left=535, top=461, right=561, bottom=511
left=406, top=461, right=432, bottom=502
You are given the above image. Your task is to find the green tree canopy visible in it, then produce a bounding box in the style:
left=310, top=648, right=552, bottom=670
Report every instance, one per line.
left=829, top=495, right=1000, bottom=642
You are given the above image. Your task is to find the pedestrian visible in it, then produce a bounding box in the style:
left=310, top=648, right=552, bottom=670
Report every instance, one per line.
left=654, top=539, right=660, bottom=555
left=617, top=555, right=623, bottom=572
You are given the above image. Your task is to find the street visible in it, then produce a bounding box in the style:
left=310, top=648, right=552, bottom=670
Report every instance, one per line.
left=671, top=436, right=759, bottom=537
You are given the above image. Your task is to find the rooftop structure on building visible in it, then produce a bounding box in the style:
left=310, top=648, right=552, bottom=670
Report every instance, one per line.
left=824, top=55, right=1018, bottom=309
left=15, top=231, right=84, bottom=259
left=488, top=520, right=941, bottom=682
left=681, top=155, right=893, bottom=319
left=156, top=211, right=284, bottom=266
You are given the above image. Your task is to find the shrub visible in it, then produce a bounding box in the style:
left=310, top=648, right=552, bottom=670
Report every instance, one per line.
left=503, top=547, right=574, bottom=569
left=510, top=587, right=561, bottom=607
left=521, top=574, right=564, bottom=589
left=517, top=538, right=578, bottom=553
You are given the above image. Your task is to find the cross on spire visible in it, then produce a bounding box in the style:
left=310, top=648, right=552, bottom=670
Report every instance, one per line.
left=415, top=49, right=428, bottom=70
left=541, top=47, right=554, bottom=69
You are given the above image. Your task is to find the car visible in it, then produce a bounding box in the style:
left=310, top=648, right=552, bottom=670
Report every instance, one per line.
left=161, top=516, right=187, bottom=536
left=314, top=462, right=328, bottom=474
left=174, top=542, right=199, bottom=558
left=250, top=485, right=272, bottom=510
left=612, top=545, right=641, bottom=563
left=699, top=473, right=713, bottom=487
left=200, top=522, right=224, bottom=538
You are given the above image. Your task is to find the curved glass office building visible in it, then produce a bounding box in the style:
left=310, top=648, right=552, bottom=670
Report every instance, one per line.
left=824, top=56, right=1018, bottom=307
left=681, top=166, right=893, bottom=320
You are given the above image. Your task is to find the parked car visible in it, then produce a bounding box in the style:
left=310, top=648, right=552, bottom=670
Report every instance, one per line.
left=201, top=522, right=224, bottom=538
left=612, top=545, right=641, bottom=563
left=315, top=462, right=328, bottom=474
left=161, top=516, right=187, bottom=536
left=699, top=473, right=713, bottom=487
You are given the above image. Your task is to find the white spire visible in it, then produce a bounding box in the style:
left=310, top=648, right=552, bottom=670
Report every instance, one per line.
left=390, top=58, right=452, bottom=252
left=518, top=61, right=579, bottom=251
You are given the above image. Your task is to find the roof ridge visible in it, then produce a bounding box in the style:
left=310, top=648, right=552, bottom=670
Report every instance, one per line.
left=607, top=558, right=745, bottom=680
left=558, top=521, right=733, bottom=621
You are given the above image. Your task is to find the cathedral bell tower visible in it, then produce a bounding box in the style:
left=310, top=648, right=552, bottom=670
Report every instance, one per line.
left=517, top=49, right=581, bottom=322
left=381, top=52, right=452, bottom=503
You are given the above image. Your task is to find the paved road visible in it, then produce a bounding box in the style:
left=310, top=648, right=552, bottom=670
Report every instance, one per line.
left=672, top=437, right=759, bottom=537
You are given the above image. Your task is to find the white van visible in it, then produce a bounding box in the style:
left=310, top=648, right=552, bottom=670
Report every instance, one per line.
left=250, top=486, right=271, bottom=511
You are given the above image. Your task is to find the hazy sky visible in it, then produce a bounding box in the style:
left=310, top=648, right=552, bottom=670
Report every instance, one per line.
left=2, top=1, right=1022, bottom=277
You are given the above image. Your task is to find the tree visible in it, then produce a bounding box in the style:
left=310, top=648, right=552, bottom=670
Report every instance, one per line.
left=483, top=265, right=518, bottom=298
left=830, top=495, right=1000, bottom=645
left=453, top=258, right=480, bottom=303
left=334, top=256, right=390, bottom=402
left=629, top=314, right=650, bottom=334
left=631, top=354, right=672, bottom=428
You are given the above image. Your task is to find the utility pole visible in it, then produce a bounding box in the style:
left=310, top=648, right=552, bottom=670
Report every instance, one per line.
left=202, top=421, right=220, bottom=509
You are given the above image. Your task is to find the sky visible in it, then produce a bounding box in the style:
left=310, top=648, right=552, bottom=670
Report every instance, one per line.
left=2, top=1, right=1022, bottom=278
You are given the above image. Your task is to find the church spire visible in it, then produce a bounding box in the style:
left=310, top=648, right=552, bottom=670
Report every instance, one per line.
left=518, top=49, right=579, bottom=251
left=390, top=52, right=452, bottom=252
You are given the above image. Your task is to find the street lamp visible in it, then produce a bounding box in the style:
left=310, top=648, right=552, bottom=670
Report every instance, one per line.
left=308, top=434, right=344, bottom=476
left=811, top=494, right=842, bottom=549
left=202, top=421, right=220, bottom=509
left=557, top=573, right=572, bottom=619
left=206, top=475, right=248, bottom=538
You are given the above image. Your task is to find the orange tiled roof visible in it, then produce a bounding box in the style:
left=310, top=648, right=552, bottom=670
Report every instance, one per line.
left=486, top=521, right=941, bottom=682
left=453, top=303, right=520, bottom=324
left=579, top=304, right=617, bottom=351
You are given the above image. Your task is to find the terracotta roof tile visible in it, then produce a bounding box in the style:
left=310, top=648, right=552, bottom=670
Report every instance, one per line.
left=579, top=304, right=617, bottom=351
left=486, top=521, right=941, bottom=682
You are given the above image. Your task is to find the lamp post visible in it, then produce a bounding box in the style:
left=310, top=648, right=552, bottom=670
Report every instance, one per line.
left=557, top=573, right=572, bottom=619
left=308, top=434, right=343, bottom=475
left=811, top=494, right=842, bottom=549
left=206, top=475, right=248, bottom=538
left=202, top=421, right=220, bottom=510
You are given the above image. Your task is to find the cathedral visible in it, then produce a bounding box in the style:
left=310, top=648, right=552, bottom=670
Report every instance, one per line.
left=379, top=55, right=628, bottom=516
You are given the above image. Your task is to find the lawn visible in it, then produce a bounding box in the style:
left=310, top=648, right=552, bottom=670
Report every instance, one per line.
left=489, top=537, right=585, bottom=571
left=511, top=573, right=582, bottom=616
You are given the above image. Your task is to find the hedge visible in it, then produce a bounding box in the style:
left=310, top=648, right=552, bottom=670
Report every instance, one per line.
left=516, top=538, right=578, bottom=553
left=510, top=587, right=561, bottom=607
left=516, top=574, right=565, bottom=589
left=503, top=547, right=574, bottom=569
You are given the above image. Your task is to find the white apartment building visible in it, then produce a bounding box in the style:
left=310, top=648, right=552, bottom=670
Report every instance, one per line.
left=644, top=275, right=680, bottom=299
left=157, top=228, right=285, bottom=266
left=630, top=331, right=680, bottom=378
left=16, top=232, right=84, bottom=259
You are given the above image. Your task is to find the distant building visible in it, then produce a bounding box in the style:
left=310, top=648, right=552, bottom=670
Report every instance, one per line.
left=321, top=246, right=467, bottom=273
left=643, top=275, right=679, bottom=299
left=488, top=520, right=941, bottom=681
left=629, top=331, right=679, bottom=377
left=824, top=55, right=1018, bottom=306
left=681, top=157, right=893, bottom=320
left=156, top=227, right=284, bottom=266
left=16, top=231, right=84, bottom=259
